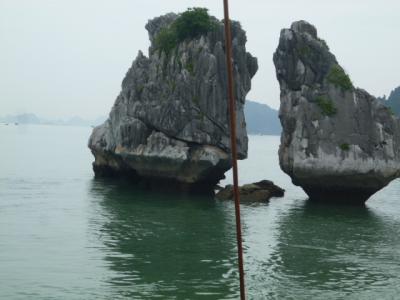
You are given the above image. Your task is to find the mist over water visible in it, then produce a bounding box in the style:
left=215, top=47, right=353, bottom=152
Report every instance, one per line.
left=1, top=125, right=400, bottom=299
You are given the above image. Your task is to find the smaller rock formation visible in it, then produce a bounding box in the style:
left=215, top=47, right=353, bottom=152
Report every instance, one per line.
left=274, top=20, right=400, bottom=203
left=216, top=180, right=285, bottom=202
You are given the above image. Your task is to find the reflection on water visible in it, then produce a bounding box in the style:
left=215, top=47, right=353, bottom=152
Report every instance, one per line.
left=270, top=201, right=400, bottom=298
left=89, top=179, right=240, bottom=299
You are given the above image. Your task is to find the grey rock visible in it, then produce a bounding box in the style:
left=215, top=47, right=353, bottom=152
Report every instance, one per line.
left=273, top=20, right=400, bottom=203
left=216, top=180, right=285, bottom=202
left=88, top=12, right=258, bottom=191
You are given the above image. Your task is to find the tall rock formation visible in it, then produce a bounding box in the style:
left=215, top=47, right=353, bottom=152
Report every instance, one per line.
left=274, top=21, right=400, bottom=203
left=88, top=11, right=258, bottom=191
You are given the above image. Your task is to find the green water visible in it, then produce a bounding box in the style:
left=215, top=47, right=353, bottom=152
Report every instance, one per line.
left=1, top=124, right=400, bottom=299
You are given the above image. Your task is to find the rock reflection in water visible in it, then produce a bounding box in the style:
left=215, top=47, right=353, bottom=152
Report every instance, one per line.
left=89, top=179, right=240, bottom=299
left=266, top=201, right=400, bottom=298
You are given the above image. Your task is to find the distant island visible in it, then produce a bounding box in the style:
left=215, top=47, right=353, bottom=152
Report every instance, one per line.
left=245, top=100, right=280, bottom=135
left=0, top=113, right=107, bottom=127
left=0, top=101, right=281, bottom=135
left=379, top=86, right=400, bottom=116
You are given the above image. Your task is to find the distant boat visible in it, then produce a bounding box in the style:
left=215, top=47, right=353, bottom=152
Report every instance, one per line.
left=15, top=123, right=19, bottom=126
left=5, top=123, right=9, bottom=126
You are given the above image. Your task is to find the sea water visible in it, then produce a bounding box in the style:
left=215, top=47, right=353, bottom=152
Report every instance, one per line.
left=1, top=124, right=400, bottom=299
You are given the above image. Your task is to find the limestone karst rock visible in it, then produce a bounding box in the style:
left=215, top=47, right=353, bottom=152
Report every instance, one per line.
left=273, top=20, right=400, bottom=203
left=88, top=11, right=258, bottom=192
left=216, top=180, right=285, bottom=202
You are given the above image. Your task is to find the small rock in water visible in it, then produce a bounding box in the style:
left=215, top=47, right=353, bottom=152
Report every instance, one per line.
left=216, top=180, right=285, bottom=202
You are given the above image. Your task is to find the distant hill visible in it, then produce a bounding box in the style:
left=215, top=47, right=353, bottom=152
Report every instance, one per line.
left=245, top=100, right=281, bottom=135
left=0, top=113, right=41, bottom=124
left=0, top=114, right=107, bottom=127
left=382, top=87, right=400, bottom=116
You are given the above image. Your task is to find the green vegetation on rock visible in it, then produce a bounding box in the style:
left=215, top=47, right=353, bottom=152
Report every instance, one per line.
left=327, top=65, right=354, bottom=91
left=174, top=8, right=216, bottom=41
left=315, top=96, right=337, bottom=116
left=192, top=95, right=200, bottom=106
left=155, top=8, right=217, bottom=56
left=137, top=85, right=144, bottom=95
left=185, top=61, right=194, bottom=75
left=155, top=28, right=178, bottom=56
left=340, top=143, right=350, bottom=151
left=298, top=45, right=311, bottom=57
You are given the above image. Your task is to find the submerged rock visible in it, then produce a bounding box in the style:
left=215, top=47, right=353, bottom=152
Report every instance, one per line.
left=216, top=180, right=285, bottom=202
left=88, top=11, right=258, bottom=192
left=273, top=20, right=400, bottom=203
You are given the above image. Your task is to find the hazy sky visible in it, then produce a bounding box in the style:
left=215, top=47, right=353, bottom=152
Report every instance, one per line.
left=1, top=0, right=399, bottom=119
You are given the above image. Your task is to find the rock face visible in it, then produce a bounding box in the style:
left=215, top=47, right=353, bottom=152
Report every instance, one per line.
left=274, top=20, right=400, bottom=203
left=216, top=180, right=285, bottom=202
left=88, top=12, right=258, bottom=191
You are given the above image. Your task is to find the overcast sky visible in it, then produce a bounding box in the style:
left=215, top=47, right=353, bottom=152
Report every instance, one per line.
left=1, top=0, right=399, bottom=119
